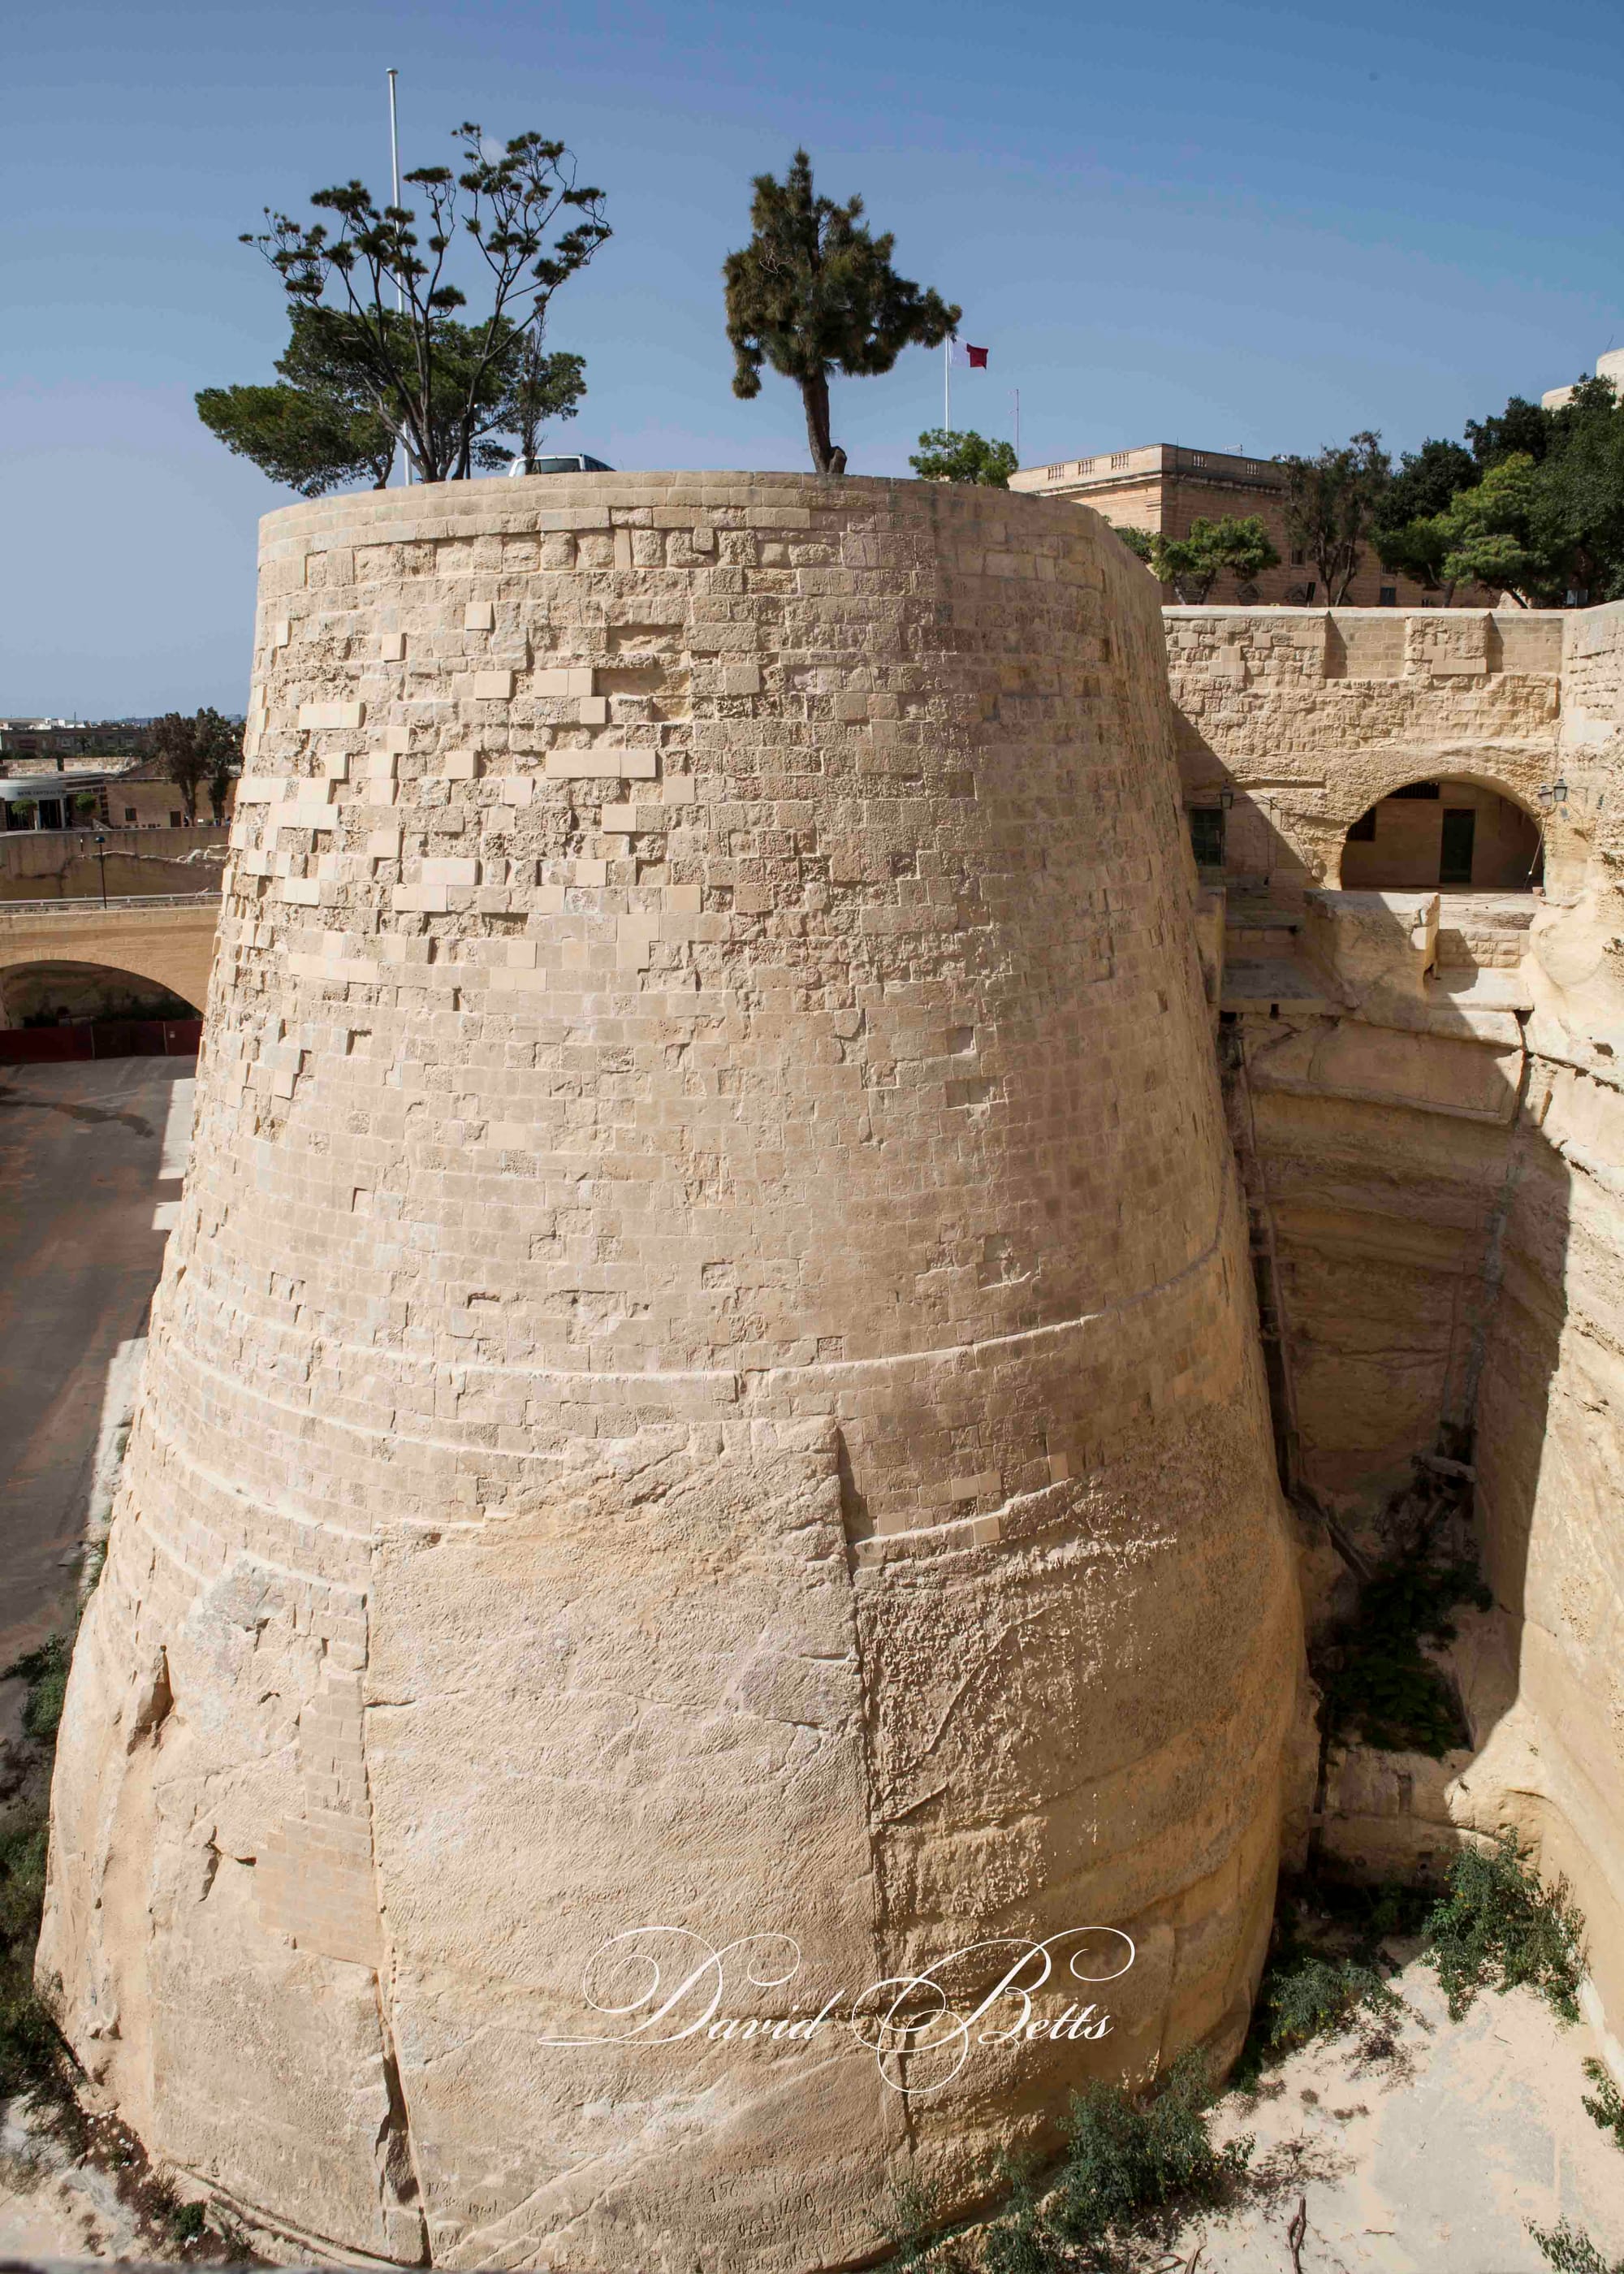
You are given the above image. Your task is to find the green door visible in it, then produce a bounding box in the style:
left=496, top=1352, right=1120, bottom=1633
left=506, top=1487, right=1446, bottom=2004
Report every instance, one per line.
left=1440, top=807, right=1475, bottom=886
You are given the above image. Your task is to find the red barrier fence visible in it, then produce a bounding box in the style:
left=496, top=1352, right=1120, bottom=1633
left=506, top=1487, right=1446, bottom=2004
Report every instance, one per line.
left=0, top=1018, right=201, bottom=1064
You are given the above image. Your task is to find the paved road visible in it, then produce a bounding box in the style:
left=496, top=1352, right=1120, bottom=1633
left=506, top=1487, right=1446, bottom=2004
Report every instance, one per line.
left=0, top=1056, right=191, bottom=1671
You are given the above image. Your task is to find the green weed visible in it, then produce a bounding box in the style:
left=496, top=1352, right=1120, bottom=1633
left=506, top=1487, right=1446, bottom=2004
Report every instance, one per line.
left=1317, top=1553, right=1490, bottom=1757
left=1530, top=2219, right=1624, bottom=2274
left=0, top=1634, right=72, bottom=2104
left=1582, top=2058, right=1624, bottom=2152
left=979, top=2051, right=1250, bottom=2272
left=1422, top=1830, right=1586, bottom=2025
left=3, top=1634, right=71, bottom=1745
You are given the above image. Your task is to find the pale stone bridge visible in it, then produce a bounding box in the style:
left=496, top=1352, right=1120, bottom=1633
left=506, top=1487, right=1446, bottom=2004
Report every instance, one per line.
left=0, top=893, right=219, bottom=1023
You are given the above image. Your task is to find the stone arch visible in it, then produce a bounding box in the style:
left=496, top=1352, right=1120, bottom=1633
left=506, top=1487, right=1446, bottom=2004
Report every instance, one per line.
left=0, top=958, right=203, bottom=1027
left=0, top=901, right=218, bottom=1029
left=1326, top=767, right=1546, bottom=892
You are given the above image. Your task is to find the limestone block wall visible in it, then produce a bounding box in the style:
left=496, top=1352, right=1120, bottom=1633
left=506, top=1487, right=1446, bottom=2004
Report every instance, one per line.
left=1168, top=607, right=1563, bottom=892
left=0, top=823, right=230, bottom=902
left=40, top=475, right=1301, bottom=2272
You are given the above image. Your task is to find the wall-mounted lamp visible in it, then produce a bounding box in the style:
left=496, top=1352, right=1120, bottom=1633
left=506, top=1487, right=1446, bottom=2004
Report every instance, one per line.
left=1219, top=788, right=1235, bottom=811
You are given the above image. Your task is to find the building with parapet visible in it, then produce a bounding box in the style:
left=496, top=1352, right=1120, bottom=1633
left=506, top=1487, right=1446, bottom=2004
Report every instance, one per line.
left=1009, top=444, right=1463, bottom=608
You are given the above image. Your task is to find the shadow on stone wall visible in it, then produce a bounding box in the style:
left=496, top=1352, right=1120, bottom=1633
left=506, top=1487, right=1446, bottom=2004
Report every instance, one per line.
left=1244, top=959, right=1624, bottom=2058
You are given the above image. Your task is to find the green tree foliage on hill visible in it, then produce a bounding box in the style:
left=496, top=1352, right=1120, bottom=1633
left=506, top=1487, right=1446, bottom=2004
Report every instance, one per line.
left=230, top=123, right=607, bottom=485
left=1281, top=431, right=1392, bottom=603
left=723, top=150, right=958, bottom=475
left=909, top=428, right=1017, bottom=486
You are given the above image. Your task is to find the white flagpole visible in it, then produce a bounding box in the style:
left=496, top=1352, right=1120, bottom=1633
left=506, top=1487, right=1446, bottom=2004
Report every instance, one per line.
left=1013, top=387, right=1021, bottom=463
left=388, top=69, right=412, bottom=486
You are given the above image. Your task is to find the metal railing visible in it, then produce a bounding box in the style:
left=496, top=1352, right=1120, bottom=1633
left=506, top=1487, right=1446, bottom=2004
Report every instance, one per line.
left=0, top=891, right=221, bottom=916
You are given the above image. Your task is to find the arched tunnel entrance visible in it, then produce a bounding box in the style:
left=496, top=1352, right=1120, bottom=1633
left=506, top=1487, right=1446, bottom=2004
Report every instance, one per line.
left=0, top=962, right=202, bottom=1062
left=1337, top=778, right=1544, bottom=893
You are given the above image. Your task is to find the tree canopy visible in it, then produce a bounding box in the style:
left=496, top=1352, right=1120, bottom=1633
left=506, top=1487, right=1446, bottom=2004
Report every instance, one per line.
left=723, top=150, right=958, bottom=476
left=1111, top=516, right=1280, bottom=602
left=151, top=710, right=241, bottom=823
left=1431, top=456, right=1570, bottom=607
left=197, top=307, right=587, bottom=497
left=1371, top=439, right=1479, bottom=599
left=1280, top=432, right=1391, bottom=604
left=235, top=123, right=607, bottom=484
left=1372, top=378, right=1624, bottom=607
left=1466, top=394, right=1555, bottom=470
left=909, top=428, right=1017, bottom=486
left=198, top=306, right=400, bottom=495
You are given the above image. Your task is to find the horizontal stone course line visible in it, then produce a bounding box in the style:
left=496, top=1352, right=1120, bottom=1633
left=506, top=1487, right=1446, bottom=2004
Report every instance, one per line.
left=158, top=1198, right=1229, bottom=1408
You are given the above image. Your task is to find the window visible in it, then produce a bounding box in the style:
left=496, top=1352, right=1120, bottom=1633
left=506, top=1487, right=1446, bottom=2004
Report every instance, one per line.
left=1289, top=549, right=1305, bottom=567
left=1379, top=586, right=1397, bottom=607
left=170, top=811, right=182, bottom=827
left=123, top=806, right=136, bottom=822
left=1346, top=810, right=1376, bottom=841
left=1187, top=806, right=1225, bottom=869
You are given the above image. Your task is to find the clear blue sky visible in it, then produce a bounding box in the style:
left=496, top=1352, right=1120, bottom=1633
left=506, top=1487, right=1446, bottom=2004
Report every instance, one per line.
left=2, top=0, right=1619, bottom=716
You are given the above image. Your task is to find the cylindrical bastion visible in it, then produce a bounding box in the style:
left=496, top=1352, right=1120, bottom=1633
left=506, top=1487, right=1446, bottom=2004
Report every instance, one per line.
left=41, top=473, right=1301, bottom=2270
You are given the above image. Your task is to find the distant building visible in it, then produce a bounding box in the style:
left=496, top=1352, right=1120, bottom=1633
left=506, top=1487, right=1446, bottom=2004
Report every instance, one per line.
left=1008, top=445, right=1462, bottom=607
left=0, top=719, right=153, bottom=767
left=1541, top=347, right=1624, bottom=412
left=0, top=753, right=237, bottom=833
left=108, top=752, right=237, bottom=829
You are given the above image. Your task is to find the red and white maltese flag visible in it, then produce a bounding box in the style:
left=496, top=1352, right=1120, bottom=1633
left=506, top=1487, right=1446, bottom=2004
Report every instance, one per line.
left=950, top=338, right=989, bottom=369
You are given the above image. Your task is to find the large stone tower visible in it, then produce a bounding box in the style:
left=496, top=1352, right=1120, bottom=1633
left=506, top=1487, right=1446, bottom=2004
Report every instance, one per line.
left=41, top=474, right=1301, bottom=2270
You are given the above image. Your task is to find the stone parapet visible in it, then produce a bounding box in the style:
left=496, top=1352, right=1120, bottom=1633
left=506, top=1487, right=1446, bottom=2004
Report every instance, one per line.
left=1168, top=605, right=1565, bottom=892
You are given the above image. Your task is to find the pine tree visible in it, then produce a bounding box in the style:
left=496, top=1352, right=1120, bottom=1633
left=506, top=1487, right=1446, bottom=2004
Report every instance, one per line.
left=723, top=151, right=958, bottom=476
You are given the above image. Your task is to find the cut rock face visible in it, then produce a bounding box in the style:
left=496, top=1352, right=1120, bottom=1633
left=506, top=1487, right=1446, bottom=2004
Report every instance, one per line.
left=38, top=473, right=1302, bottom=2271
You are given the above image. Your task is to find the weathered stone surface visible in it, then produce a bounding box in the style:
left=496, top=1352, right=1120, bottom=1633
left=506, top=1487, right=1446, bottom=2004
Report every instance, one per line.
left=38, top=476, right=1302, bottom=2269
left=1177, top=597, right=1624, bottom=2072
